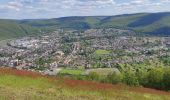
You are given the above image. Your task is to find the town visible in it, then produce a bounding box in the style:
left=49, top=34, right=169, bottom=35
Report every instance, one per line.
left=0, top=28, right=170, bottom=75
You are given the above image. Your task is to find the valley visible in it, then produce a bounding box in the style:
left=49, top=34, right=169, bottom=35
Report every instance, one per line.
left=1, top=0, right=170, bottom=99
left=1, top=28, right=170, bottom=76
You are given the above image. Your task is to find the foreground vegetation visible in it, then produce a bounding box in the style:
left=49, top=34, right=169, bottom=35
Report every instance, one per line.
left=0, top=68, right=170, bottom=100
left=63, top=64, right=170, bottom=91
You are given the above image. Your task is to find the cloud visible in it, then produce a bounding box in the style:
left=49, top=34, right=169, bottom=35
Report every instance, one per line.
left=0, top=0, right=170, bottom=19
left=0, top=1, right=23, bottom=12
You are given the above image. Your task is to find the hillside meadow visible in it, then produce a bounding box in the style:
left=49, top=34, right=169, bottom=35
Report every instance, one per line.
left=0, top=68, right=170, bottom=100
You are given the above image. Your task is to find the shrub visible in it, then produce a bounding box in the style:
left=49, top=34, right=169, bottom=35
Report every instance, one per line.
left=88, top=72, right=100, bottom=81
left=163, top=68, right=170, bottom=90
left=105, top=72, right=122, bottom=84
left=136, top=70, right=148, bottom=86
left=146, top=68, right=164, bottom=89
left=122, top=70, right=139, bottom=86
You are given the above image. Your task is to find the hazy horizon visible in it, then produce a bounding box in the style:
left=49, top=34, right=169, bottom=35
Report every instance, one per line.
left=0, top=11, right=169, bottom=20
left=0, top=0, right=170, bottom=19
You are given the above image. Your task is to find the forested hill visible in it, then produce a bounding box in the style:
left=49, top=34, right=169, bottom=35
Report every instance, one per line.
left=0, top=19, right=40, bottom=40
left=1, top=12, right=170, bottom=39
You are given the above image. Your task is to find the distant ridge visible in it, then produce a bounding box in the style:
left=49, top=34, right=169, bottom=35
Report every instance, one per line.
left=1, top=12, right=170, bottom=39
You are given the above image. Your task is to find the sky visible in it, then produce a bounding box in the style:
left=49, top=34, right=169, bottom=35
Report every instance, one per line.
left=0, top=0, right=170, bottom=19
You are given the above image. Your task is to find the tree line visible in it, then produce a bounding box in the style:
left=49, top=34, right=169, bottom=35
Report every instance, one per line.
left=64, top=67, right=170, bottom=91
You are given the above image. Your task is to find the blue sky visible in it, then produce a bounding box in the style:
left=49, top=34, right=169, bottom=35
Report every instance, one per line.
left=0, top=0, right=170, bottom=19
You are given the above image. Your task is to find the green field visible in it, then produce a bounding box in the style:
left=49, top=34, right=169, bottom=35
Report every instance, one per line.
left=95, top=50, right=111, bottom=55
left=59, top=69, right=85, bottom=75
left=85, top=68, right=119, bottom=76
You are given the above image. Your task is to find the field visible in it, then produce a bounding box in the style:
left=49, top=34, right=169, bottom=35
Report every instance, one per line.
left=59, top=69, right=85, bottom=75
left=94, top=50, right=111, bottom=55
left=85, top=68, right=119, bottom=76
left=0, top=68, right=170, bottom=100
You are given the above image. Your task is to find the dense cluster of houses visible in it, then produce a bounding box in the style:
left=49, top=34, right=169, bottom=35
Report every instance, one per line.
left=1, top=28, right=170, bottom=74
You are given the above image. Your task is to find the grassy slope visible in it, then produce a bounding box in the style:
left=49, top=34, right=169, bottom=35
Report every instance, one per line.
left=0, top=68, right=170, bottom=100
left=0, top=19, right=40, bottom=40
left=95, top=13, right=170, bottom=35
left=97, top=13, right=147, bottom=28
left=19, top=16, right=106, bottom=30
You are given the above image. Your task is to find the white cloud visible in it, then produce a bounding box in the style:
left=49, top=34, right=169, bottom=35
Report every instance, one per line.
left=0, top=1, right=22, bottom=12
left=0, top=0, right=170, bottom=19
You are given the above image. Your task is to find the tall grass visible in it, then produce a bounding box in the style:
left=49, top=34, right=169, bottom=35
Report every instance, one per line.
left=0, top=68, right=169, bottom=100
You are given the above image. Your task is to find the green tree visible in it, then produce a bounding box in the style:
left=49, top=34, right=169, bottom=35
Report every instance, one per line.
left=62, top=44, right=72, bottom=54
left=147, top=68, right=164, bottom=89
left=136, top=70, right=148, bottom=86
left=88, top=72, right=100, bottom=81
left=122, top=70, right=139, bottom=86
left=35, top=58, right=48, bottom=71
left=163, top=68, right=170, bottom=90
left=106, top=72, right=122, bottom=84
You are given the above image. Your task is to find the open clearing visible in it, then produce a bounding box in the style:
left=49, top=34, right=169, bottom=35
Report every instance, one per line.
left=59, top=68, right=85, bottom=75
left=94, top=50, right=111, bottom=55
